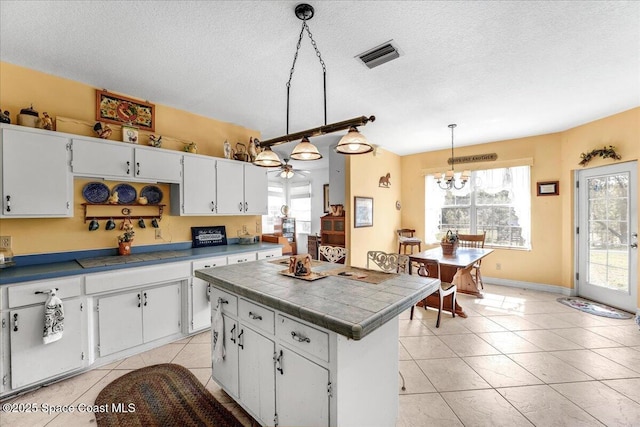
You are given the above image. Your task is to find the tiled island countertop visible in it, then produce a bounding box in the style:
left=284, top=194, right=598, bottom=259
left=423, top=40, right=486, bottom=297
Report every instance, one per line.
left=195, top=258, right=440, bottom=340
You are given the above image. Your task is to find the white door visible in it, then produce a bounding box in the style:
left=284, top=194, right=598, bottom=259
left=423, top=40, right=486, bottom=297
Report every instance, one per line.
left=244, top=164, right=268, bottom=214
left=143, top=283, right=181, bottom=342
left=10, top=299, right=85, bottom=389
left=238, top=327, right=275, bottom=424
left=576, top=161, right=638, bottom=312
left=276, top=346, right=329, bottom=427
left=98, top=291, right=143, bottom=356
left=71, top=138, right=133, bottom=179
left=182, top=155, right=217, bottom=214
left=212, top=315, right=239, bottom=397
left=134, top=148, right=182, bottom=183
left=216, top=160, right=245, bottom=214
left=2, top=129, right=71, bottom=217
left=191, top=280, right=212, bottom=331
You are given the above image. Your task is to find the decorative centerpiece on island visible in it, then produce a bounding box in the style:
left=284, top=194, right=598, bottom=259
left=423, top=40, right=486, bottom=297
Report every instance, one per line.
left=117, top=221, right=135, bottom=256
left=440, top=229, right=459, bottom=256
left=289, top=254, right=313, bottom=277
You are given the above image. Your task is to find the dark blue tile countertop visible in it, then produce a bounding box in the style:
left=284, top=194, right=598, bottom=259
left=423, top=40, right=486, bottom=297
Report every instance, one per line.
left=0, top=241, right=282, bottom=285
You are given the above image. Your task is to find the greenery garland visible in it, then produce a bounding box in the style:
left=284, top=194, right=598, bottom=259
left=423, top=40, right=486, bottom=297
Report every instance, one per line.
left=579, top=145, right=621, bottom=167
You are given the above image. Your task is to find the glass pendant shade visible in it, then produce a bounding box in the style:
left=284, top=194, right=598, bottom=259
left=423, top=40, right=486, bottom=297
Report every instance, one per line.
left=335, top=126, right=374, bottom=154
left=254, top=147, right=283, bottom=167
left=290, top=137, right=322, bottom=160
left=280, top=169, right=294, bottom=179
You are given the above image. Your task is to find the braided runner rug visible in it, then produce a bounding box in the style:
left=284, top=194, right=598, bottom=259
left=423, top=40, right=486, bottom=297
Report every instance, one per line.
left=95, top=363, right=244, bottom=427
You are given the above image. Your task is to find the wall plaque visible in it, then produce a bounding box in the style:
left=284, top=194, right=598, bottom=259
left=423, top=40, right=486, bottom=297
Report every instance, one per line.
left=448, top=153, right=498, bottom=165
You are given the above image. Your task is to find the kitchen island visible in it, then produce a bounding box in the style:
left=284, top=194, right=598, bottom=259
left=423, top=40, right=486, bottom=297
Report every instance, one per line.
left=195, top=258, right=440, bottom=427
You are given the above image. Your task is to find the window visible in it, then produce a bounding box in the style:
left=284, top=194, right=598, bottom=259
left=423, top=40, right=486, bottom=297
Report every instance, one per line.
left=262, top=183, right=285, bottom=234
left=425, top=166, right=531, bottom=249
left=290, top=181, right=311, bottom=235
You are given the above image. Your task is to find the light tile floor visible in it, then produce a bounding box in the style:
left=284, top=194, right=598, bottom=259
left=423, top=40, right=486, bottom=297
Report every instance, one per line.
left=2, top=284, right=639, bottom=426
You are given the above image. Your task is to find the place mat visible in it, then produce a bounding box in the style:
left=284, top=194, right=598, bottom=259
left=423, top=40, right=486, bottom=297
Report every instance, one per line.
left=95, top=363, right=244, bottom=427
left=324, top=266, right=394, bottom=284
left=557, top=297, right=633, bottom=319
left=279, top=270, right=328, bottom=281
left=269, top=258, right=324, bottom=267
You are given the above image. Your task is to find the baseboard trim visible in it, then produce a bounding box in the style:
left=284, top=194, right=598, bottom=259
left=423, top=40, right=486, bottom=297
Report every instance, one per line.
left=483, top=276, right=575, bottom=296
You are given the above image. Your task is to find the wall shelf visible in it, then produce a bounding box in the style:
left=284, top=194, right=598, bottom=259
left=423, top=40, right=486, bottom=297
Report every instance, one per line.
left=82, top=203, right=165, bottom=223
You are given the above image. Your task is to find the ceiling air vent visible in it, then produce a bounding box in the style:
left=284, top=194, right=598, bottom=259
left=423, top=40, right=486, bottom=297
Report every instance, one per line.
left=357, top=40, right=401, bottom=69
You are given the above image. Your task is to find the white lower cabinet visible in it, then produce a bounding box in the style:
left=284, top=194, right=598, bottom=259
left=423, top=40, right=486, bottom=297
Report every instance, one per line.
left=10, top=298, right=86, bottom=389
left=211, top=289, right=329, bottom=426
left=97, top=282, right=181, bottom=356
left=276, top=346, right=329, bottom=427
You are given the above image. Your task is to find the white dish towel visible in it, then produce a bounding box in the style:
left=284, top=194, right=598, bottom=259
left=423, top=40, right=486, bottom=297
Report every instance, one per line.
left=212, top=298, right=226, bottom=363
left=43, top=289, right=64, bottom=344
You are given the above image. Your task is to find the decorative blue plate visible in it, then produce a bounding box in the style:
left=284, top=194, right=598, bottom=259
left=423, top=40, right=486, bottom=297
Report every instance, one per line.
left=112, top=183, right=137, bottom=204
left=82, top=182, right=110, bottom=204
left=140, top=185, right=163, bottom=205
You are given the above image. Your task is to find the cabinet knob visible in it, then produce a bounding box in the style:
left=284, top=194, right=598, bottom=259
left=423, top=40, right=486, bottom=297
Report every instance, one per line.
left=126, top=161, right=130, bottom=174
left=249, top=311, right=262, bottom=321
left=211, top=202, right=215, bottom=212
left=276, top=349, right=284, bottom=375
left=13, top=313, right=18, bottom=332
left=6, top=195, right=11, bottom=212
left=136, top=162, right=140, bottom=176
left=238, top=202, right=243, bottom=212
left=291, top=331, right=311, bottom=343
left=238, top=329, right=244, bottom=349
left=144, top=292, right=148, bottom=306
left=137, top=293, right=141, bottom=308
left=230, top=324, right=236, bottom=344
left=244, top=202, right=248, bottom=211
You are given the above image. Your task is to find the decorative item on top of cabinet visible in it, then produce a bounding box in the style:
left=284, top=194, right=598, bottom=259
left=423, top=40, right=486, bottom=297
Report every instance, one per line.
left=248, top=137, right=258, bottom=162
left=17, top=104, right=40, bottom=128
left=95, top=89, right=155, bottom=131
left=0, top=109, right=10, bottom=124
left=93, top=122, right=113, bottom=139
left=223, top=140, right=232, bottom=159
left=183, top=141, right=197, bottom=153
left=41, top=112, right=54, bottom=130
left=122, top=124, right=139, bottom=144
left=148, top=134, right=162, bottom=147
left=234, top=142, right=248, bottom=161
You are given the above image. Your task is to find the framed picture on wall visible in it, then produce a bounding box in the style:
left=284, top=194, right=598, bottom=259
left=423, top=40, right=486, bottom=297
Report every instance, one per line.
left=354, top=196, right=373, bottom=228
left=96, top=89, right=155, bottom=131
left=323, top=184, right=330, bottom=213
left=537, top=181, right=559, bottom=196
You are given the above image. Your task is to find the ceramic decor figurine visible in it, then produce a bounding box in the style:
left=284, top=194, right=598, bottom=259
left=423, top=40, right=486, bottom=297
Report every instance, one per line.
left=93, top=122, right=113, bottom=139
left=0, top=109, right=10, bottom=124
left=41, top=112, right=53, bottom=130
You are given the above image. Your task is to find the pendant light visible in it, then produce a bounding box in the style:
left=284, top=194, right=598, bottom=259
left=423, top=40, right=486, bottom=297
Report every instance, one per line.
left=436, top=124, right=471, bottom=190
left=253, top=3, right=376, bottom=164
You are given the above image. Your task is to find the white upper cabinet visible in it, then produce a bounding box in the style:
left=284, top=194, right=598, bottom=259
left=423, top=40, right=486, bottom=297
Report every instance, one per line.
left=1, top=126, right=72, bottom=217
left=174, top=154, right=217, bottom=215
left=216, top=160, right=267, bottom=215
left=71, top=137, right=182, bottom=183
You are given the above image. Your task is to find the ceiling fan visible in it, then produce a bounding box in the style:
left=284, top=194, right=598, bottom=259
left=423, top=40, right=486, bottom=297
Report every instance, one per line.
left=268, top=158, right=310, bottom=179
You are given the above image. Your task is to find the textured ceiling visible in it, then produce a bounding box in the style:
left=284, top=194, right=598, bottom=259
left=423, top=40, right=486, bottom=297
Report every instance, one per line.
left=1, top=0, right=639, bottom=163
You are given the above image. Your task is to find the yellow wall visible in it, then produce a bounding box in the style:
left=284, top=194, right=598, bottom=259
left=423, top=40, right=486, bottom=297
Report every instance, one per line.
left=393, top=108, right=639, bottom=303
left=347, top=149, right=403, bottom=268
left=0, top=62, right=262, bottom=255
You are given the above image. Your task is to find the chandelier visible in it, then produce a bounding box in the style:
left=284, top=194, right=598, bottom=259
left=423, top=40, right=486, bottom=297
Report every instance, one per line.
left=254, top=3, right=375, bottom=167
left=436, top=124, right=470, bottom=190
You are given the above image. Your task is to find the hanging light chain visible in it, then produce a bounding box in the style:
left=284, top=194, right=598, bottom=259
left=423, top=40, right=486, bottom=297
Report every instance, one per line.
left=286, top=21, right=307, bottom=90
left=305, top=24, right=326, bottom=73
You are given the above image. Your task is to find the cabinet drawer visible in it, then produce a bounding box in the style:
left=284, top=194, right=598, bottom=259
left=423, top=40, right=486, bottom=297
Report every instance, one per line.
left=276, top=315, right=329, bottom=362
left=211, top=287, right=238, bottom=316
left=85, top=262, right=190, bottom=294
left=228, top=253, right=256, bottom=264
left=239, top=299, right=275, bottom=334
left=257, top=248, right=282, bottom=260
left=192, top=256, right=227, bottom=274
left=8, top=276, right=83, bottom=308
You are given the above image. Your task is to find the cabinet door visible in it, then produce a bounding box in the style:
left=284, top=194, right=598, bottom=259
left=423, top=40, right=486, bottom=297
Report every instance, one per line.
left=212, top=315, right=239, bottom=397
left=191, top=280, right=212, bottom=332
left=238, top=327, right=275, bottom=424
left=98, top=291, right=143, bottom=356
left=276, top=346, right=329, bottom=427
left=71, top=138, right=132, bottom=179
left=134, top=148, right=182, bottom=183
left=142, top=283, right=181, bottom=343
left=2, top=128, right=71, bottom=217
left=216, top=160, right=245, bottom=214
left=10, top=299, right=85, bottom=389
left=243, top=164, right=268, bottom=214
left=181, top=155, right=217, bottom=214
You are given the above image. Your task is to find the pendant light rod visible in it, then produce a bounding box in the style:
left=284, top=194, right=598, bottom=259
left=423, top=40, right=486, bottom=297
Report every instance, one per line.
left=449, top=123, right=456, bottom=171
left=258, top=115, right=376, bottom=148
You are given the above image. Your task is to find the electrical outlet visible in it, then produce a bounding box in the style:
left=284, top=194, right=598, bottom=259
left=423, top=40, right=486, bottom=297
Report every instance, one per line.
left=155, top=229, right=162, bottom=239
left=496, top=263, right=501, bottom=270
left=0, top=236, right=11, bottom=249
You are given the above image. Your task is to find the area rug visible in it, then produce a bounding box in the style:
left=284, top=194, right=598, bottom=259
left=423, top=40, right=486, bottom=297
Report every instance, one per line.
left=557, top=297, right=633, bottom=319
left=95, top=363, right=244, bottom=427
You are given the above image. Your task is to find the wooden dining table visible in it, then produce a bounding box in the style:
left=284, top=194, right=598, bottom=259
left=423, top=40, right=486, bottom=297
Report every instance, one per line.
left=408, top=247, right=494, bottom=317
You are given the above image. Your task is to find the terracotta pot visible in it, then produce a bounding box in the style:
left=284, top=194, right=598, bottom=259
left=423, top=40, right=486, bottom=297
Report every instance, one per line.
left=118, top=241, right=133, bottom=256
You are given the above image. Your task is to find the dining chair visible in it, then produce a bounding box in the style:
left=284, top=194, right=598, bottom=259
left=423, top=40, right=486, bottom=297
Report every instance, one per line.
left=318, top=245, right=348, bottom=264
left=411, top=258, right=456, bottom=328
left=457, top=231, right=486, bottom=289
left=366, top=251, right=409, bottom=273
left=396, top=229, right=422, bottom=255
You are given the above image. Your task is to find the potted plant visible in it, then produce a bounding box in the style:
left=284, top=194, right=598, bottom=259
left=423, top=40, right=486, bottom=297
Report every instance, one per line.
left=440, top=229, right=459, bottom=255
left=117, top=222, right=135, bottom=256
